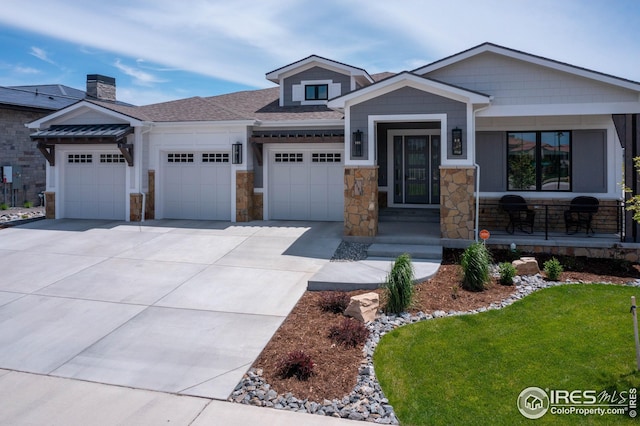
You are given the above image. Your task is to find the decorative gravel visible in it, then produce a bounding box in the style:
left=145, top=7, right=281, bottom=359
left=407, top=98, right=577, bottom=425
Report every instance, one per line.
left=0, top=207, right=45, bottom=224
left=230, top=275, right=640, bottom=423
left=331, top=241, right=370, bottom=262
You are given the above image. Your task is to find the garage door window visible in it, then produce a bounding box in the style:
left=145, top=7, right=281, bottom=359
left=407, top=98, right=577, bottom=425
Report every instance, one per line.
left=68, top=154, right=92, bottom=163
left=312, top=153, right=341, bottom=163
left=202, top=153, right=230, bottom=163
left=168, top=153, right=194, bottom=163
left=100, top=153, right=126, bottom=163
left=275, top=153, right=303, bottom=163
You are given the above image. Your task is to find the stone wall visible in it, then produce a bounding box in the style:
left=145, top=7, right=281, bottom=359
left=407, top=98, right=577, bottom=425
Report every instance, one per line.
left=236, top=170, right=254, bottom=222
left=487, top=242, right=640, bottom=264
left=252, top=192, right=263, bottom=220
left=440, top=166, right=475, bottom=240
left=344, top=167, right=378, bottom=237
left=130, top=193, right=142, bottom=222
left=0, top=107, right=49, bottom=206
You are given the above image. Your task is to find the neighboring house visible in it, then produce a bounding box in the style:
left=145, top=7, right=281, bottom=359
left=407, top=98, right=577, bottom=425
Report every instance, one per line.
left=27, top=43, right=640, bottom=254
left=0, top=75, right=122, bottom=206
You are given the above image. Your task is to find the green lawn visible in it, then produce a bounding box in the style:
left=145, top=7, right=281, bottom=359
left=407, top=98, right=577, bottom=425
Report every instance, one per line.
left=374, top=285, right=640, bottom=425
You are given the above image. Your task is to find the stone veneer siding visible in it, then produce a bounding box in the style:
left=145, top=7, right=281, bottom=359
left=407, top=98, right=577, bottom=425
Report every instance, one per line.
left=440, top=166, right=476, bottom=240
left=44, top=191, right=55, bottom=219
left=236, top=171, right=254, bottom=222
left=130, top=193, right=143, bottom=222
left=145, top=170, right=155, bottom=220
left=252, top=192, right=263, bottom=221
left=1, top=107, right=49, bottom=206
left=344, top=167, right=378, bottom=237
left=486, top=242, right=640, bottom=264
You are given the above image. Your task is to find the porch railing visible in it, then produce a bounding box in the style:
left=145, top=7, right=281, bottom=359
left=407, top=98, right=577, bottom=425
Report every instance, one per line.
left=478, top=200, right=624, bottom=241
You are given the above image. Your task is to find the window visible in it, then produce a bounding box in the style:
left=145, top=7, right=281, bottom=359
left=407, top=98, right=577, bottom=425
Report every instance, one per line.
left=275, top=153, right=303, bottom=163
left=507, top=131, right=571, bottom=191
left=202, top=153, right=229, bottom=163
left=68, top=154, right=92, bottom=163
left=312, top=153, right=341, bottom=163
left=100, top=154, right=126, bottom=163
left=305, top=84, right=328, bottom=101
left=167, top=153, right=194, bottom=163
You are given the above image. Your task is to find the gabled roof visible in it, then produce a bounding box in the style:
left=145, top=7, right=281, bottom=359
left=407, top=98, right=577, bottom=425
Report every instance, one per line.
left=0, top=84, right=85, bottom=110
left=265, top=54, right=374, bottom=86
left=137, top=96, right=250, bottom=122
left=413, top=42, right=640, bottom=92
left=327, top=71, right=491, bottom=110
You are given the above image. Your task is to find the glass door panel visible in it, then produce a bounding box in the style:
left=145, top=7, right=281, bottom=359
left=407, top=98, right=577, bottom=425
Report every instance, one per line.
left=404, top=136, right=429, bottom=204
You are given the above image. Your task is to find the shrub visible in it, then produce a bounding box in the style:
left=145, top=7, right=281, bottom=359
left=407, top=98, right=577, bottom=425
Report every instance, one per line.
left=498, top=262, right=517, bottom=286
left=317, top=291, right=351, bottom=314
left=276, top=350, right=315, bottom=380
left=384, top=253, right=415, bottom=314
left=543, top=257, right=564, bottom=281
left=23, top=201, right=33, bottom=208
left=460, top=242, right=492, bottom=292
left=0, top=203, right=7, bottom=210
left=328, top=318, right=369, bottom=348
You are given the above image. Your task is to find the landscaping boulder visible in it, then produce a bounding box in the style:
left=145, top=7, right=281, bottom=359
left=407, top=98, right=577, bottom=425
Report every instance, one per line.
left=512, top=257, right=540, bottom=275
left=344, top=292, right=379, bottom=323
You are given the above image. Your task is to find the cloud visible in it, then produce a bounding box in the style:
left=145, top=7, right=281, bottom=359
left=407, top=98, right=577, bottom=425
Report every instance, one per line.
left=29, top=46, right=55, bottom=65
left=114, top=59, right=167, bottom=86
left=14, top=66, right=41, bottom=74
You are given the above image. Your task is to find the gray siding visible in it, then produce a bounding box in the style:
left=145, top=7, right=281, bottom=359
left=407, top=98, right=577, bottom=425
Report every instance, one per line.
left=476, top=132, right=506, bottom=191
left=573, top=129, right=607, bottom=193
left=282, top=67, right=351, bottom=107
left=350, top=86, right=467, bottom=161
left=424, top=52, right=638, bottom=106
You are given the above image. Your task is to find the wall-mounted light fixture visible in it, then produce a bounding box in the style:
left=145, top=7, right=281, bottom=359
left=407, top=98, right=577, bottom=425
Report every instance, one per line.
left=232, top=142, right=243, bottom=164
left=352, top=129, right=363, bottom=157
left=452, top=128, right=463, bottom=156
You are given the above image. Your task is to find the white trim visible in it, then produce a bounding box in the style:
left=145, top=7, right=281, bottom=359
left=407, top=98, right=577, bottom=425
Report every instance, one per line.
left=266, top=55, right=373, bottom=84
left=291, top=79, right=341, bottom=106
left=255, top=119, right=345, bottom=128
left=414, top=43, right=640, bottom=93
left=328, top=72, right=491, bottom=110
left=27, top=100, right=145, bottom=128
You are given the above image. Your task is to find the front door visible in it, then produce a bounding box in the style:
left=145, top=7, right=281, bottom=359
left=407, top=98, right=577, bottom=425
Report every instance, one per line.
left=392, top=134, right=440, bottom=205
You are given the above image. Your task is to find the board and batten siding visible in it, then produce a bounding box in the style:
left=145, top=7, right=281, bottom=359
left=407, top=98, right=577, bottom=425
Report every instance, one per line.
left=476, top=129, right=607, bottom=193
left=349, top=86, right=467, bottom=161
left=423, top=52, right=638, bottom=106
left=282, top=66, right=351, bottom=106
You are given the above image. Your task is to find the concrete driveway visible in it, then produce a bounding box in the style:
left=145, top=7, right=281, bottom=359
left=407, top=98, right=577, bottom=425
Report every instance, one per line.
left=0, top=219, right=342, bottom=400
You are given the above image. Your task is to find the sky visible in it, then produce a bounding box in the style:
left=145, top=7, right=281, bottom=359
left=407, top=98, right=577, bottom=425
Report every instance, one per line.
left=1, top=0, right=639, bottom=106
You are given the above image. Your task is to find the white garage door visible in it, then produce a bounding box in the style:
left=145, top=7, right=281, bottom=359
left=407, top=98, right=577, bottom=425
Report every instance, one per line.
left=163, top=152, right=232, bottom=220
left=269, top=148, right=343, bottom=221
left=64, top=152, right=126, bottom=220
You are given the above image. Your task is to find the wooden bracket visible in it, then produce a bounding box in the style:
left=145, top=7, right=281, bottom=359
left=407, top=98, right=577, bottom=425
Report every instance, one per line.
left=37, top=142, right=55, bottom=166
left=118, top=143, right=134, bottom=166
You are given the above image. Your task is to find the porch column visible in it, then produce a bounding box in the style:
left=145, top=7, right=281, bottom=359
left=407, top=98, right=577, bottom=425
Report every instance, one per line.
left=344, top=166, right=378, bottom=236
left=440, top=166, right=475, bottom=240
left=129, top=193, right=143, bottom=222
left=145, top=170, right=155, bottom=220
left=236, top=170, right=254, bottom=222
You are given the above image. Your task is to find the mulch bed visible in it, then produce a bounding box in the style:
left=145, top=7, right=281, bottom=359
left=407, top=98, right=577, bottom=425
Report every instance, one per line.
left=252, top=249, right=640, bottom=402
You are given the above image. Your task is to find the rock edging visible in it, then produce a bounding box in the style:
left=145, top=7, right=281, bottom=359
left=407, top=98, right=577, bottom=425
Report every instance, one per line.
left=230, top=275, right=640, bottom=423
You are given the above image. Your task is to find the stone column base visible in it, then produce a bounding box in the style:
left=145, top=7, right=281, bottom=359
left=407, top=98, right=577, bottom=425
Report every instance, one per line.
left=236, top=170, right=254, bottom=222
left=440, top=166, right=475, bottom=240
left=44, top=192, right=55, bottom=219
left=344, top=166, right=378, bottom=237
left=252, top=192, right=264, bottom=220
left=146, top=170, right=155, bottom=220
left=130, top=193, right=143, bottom=222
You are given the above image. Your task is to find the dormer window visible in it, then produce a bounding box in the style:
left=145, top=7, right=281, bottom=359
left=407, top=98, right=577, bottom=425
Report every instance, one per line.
left=305, top=84, right=328, bottom=101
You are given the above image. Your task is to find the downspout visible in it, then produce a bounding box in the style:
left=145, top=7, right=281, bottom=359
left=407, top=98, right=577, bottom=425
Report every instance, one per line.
left=473, top=103, right=492, bottom=242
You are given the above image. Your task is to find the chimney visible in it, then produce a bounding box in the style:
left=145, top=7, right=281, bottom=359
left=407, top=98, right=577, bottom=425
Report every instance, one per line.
left=86, top=74, right=116, bottom=102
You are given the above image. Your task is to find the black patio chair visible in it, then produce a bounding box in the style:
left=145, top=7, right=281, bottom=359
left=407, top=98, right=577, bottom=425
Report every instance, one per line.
left=499, top=195, right=535, bottom=234
left=564, top=196, right=599, bottom=235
